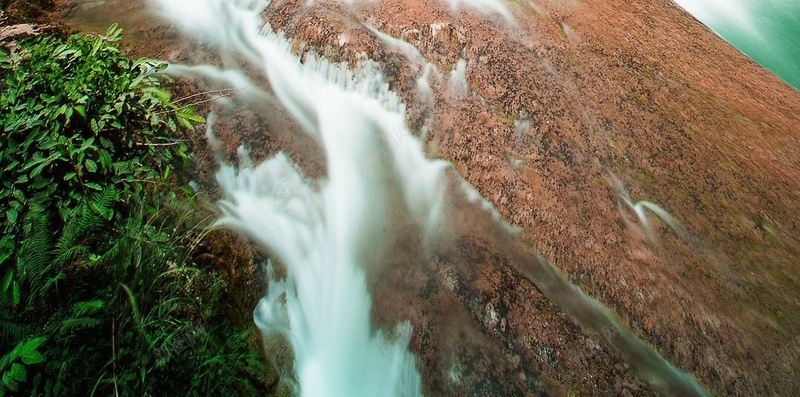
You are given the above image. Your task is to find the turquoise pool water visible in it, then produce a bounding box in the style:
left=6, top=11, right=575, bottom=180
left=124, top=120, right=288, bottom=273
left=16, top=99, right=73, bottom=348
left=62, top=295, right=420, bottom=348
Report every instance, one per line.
left=674, top=0, right=800, bottom=90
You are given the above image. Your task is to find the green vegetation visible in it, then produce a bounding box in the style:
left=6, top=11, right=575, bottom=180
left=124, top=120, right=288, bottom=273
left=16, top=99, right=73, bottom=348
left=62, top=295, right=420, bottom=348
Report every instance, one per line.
left=1, top=26, right=270, bottom=395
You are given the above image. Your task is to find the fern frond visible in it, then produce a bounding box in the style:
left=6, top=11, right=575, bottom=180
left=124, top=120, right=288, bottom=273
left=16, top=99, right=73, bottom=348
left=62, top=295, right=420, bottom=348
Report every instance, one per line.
left=88, top=186, right=121, bottom=218
left=55, top=188, right=121, bottom=267
left=16, top=211, right=55, bottom=303
left=99, top=238, right=122, bottom=265
left=72, top=299, right=105, bottom=317
left=55, top=206, right=103, bottom=262
left=54, top=244, right=90, bottom=267
left=0, top=317, right=30, bottom=345
left=29, top=271, right=66, bottom=303
left=58, top=317, right=103, bottom=334
left=45, top=299, right=106, bottom=339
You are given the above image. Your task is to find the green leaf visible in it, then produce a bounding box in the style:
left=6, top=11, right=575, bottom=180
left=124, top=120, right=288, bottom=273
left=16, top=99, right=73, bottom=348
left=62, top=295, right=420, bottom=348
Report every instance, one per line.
left=12, top=280, right=20, bottom=305
left=92, top=201, right=114, bottom=221
left=10, top=363, right=26, bottom=382
left=74, top=105, right=86, bottom=118
left=12, top=189, right=25, bottom=202
left=21, top=337, right=47, bottom=354
left=104, top=23, right=123, bottom=42
left=98, top=150, right=112, bottom=172
left=85, top=159, right=98, bottom=173
left=0, top=237, right=14, bottom=263
left=99, top=136, right=113, bottom=149
left=5, top=159, right=20, bottom=172
left=38, top=137, right=60, bottom=150
left=1, top=271, right=13, bottom=293
left=3, top=340, right=23, bottom=364
left=176, top=109, right=206, bottom=124
left=77, top=299, right=105, bottom=311
left=80, top=137, right=95, bottom=151
left=145, top=87, right=171, bottom=103
left=63, top=105, right=74, bottom=122
left=20, top=351, right=44, bottom=365
left=85, top=182, right=103, bottom=191
left=2, top=371, right=19, bottom=391
left=30, top=178, right=51, bottom=190
left=7, top=208, right=18, bottom=224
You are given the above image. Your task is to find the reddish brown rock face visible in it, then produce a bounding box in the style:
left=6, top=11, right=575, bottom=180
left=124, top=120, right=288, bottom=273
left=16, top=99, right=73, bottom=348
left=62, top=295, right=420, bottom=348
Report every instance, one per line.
left=57, top=0, right=800, bottom=395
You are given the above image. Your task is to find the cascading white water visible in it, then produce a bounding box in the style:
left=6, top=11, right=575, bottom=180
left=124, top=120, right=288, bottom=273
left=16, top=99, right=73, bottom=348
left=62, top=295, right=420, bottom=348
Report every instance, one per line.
left=149, top=1, right=454, bottom=395
left=672, top=0, right=757, bottom=33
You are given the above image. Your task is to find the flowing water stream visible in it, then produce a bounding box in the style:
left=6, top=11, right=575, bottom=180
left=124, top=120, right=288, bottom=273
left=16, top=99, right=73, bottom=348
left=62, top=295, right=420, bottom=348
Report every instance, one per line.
left=145, top=0, right=715, bottom=395
left=673, top=0, right=800, bottom=89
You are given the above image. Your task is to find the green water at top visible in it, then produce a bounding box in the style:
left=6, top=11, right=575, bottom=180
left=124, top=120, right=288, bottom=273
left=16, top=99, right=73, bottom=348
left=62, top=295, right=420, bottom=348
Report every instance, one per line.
left=675, top=0, right=800, bottom=90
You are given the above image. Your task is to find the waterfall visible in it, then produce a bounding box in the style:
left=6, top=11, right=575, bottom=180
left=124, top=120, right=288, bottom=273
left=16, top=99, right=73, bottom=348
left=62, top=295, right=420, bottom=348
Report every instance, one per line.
left=150, top=0, right=712, bottom=395
left=149, top=0, right=449, bottom=395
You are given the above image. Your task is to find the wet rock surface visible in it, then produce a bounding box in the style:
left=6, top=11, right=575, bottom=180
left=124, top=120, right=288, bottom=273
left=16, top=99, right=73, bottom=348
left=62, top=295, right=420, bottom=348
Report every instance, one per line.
left=54, top=0, right=800, bottom=395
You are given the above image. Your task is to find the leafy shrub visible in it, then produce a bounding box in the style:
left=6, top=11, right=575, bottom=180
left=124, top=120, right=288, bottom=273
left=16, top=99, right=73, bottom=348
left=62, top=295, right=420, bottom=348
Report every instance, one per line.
left=0, top=336, right=46, bottom=392
left=0, top=23, right=196, bottom=232
left=0, top=26, right=270, bottom=395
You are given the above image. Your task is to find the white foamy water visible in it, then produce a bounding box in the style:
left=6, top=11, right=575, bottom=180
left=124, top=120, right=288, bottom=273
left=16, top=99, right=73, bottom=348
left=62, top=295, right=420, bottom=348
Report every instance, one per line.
left=672, top=0, right=757, bottom=33
left=149, top=0, right=457, bottom=395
